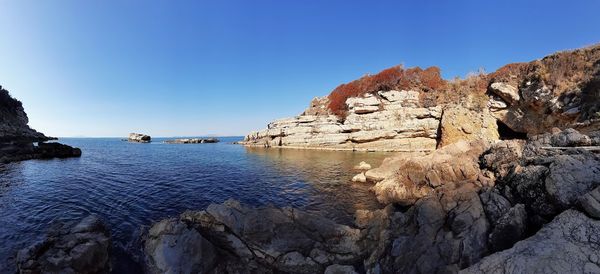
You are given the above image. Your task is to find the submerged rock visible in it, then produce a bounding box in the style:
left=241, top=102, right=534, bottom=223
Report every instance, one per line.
left=16, top=215, right=111, bottom=274
left=128, top=133, right=151, bottom=143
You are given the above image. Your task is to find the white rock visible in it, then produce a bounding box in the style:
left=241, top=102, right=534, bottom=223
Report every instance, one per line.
left=352, top=173, right=367, bottom=183
left=354, top=161, right=372, bottom=170
left=490, top=82, right=520, bottom=105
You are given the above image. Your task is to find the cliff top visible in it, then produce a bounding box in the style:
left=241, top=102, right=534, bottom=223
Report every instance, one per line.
left=325, top=43, right=600, bottom=119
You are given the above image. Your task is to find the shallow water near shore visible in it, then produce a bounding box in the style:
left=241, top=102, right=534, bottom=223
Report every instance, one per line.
left=0, top=137, right=393, bottom=272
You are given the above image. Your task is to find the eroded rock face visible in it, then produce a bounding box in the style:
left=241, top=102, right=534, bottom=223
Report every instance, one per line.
left=16, top=215, right=111, bottom=274
left=369, top=140, right=490, bottom=205
left=0, top=86, right=82, bottom=163
left=438, top=105, right=499, bottom=147
left=241, top=91, right=442, bottom=152
left=484, top=130, right=600, bottom=228
left=488, top=45, right=600, bottom=136
left=144, top=218, right=217, bottom=274
left=144, top=200, right=367, bottom=274
left=461, top=210, right=600, bottom=274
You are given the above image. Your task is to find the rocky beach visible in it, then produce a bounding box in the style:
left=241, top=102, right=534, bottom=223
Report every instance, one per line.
left=3, top=43, right=600, bottom=274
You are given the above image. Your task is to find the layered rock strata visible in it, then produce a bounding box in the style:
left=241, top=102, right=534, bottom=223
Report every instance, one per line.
left=0, top=86, right=81, bottom=163
left=242, top=90, right=442, bottom=151
left=242, top=44, right=600, bottom=152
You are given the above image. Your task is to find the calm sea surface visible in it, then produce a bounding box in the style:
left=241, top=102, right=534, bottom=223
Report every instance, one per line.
left=0, top=137, right=393, bottom=272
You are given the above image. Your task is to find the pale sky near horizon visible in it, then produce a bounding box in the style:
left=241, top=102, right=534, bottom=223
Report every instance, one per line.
left=1, top=0, right=599, bottom=137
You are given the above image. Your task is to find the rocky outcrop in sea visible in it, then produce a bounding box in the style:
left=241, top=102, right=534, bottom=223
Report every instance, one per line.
left=164, top=138, right=219, bottom=144
left=0, top=86, right=81, bottom=163
left=128, top=133, right=151, bottom=143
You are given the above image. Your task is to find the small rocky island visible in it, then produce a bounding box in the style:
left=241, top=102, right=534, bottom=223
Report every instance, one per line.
left=0, top=86, right=81, bottom=163
left=164, top=138, right=219, bottom=144
left=128, top=133, right=151, bottom=143
left=11, top=44, right=600, bottom=273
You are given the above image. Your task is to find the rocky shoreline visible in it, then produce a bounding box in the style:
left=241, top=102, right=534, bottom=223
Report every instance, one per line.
left=8, top=44, right=600, bottom=273
left=0, top=86, right=81, bottom=163
left=18, top=128, right=600, bottom=273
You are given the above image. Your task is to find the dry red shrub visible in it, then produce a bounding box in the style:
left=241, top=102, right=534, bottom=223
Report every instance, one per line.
left=327, top=65, right=447, bottom=117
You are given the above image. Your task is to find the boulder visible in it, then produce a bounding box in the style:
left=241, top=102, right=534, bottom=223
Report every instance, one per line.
left=550, top=128, right=592, bottom=147
left=16, top=215, right=111, bottom=274
left=370, top=140, right=489, bottom=205
left=487, top=204, right=527, bottom=252
left=489, top=82, right=520, bottom=105
left=353, top=161, right=372, bottom=170
left=351, top=173, right=367, bottom=183
left=579, top=186, right=600, bottom=219
left=144, top=218, right=217, bottom=274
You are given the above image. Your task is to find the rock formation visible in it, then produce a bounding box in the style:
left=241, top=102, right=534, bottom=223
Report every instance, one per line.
left=140, top=45, right=600, bottom=273
left=242, top=44, right=600, bottom=152
left=16, top=215, right=111, bottom=274
left=0, top=86, right=81, bottom=163
left=164, top=138, right=219, bottom=144
left=143, top=200, right=365, bottom=274
left=128, top=133, right=151, bottom=143
left=136, top=127, right=600, bottom=274
left=14, top=45, right=600, bottom=273
left=241, top=91, right=442, bottom=151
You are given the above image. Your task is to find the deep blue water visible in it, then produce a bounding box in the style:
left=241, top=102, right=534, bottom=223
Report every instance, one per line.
left=0, top=137, right=391, bottom=272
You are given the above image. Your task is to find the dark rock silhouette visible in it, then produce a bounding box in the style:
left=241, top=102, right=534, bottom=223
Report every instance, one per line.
left=0, top=86, right=81, bottom=163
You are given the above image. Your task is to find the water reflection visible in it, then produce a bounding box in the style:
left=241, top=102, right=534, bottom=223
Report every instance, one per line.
left=244, top=147, right=394, bottom=222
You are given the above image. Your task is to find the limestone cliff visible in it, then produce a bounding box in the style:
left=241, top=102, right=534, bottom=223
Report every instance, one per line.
left=244, top=90, right=441, bottom=151
left=242, top=44, right=600, bottom=151
left=0, top=86, right=81, bottom=162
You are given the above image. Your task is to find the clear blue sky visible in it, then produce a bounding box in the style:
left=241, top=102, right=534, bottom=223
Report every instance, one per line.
left=0, top=0, right=598, bottom=137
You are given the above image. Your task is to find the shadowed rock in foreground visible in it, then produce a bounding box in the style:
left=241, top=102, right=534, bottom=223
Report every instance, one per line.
left=0, top=86, right=81, bottom=163
left=462, top=210, right=600, bottom=274
left=16, top=216, right=111, bottom=274
left=143, top=200, right=367, bottom=273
